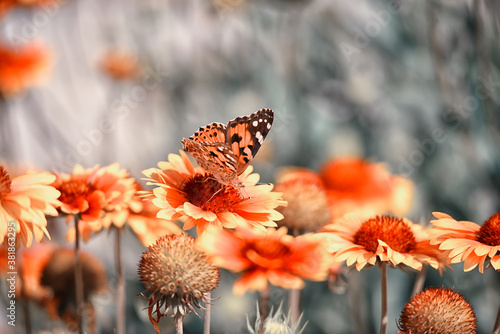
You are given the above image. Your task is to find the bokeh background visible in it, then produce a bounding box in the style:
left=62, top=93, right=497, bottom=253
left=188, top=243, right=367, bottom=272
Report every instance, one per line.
left=1, top=0, right=499, bottom=333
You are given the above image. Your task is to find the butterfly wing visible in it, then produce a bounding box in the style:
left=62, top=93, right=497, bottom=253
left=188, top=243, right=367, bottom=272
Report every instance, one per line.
left=226, top=108, right=274, bottom=175
left=188, top=122, right=227, bottom=143
left=182, top=121, right=239, bottom=184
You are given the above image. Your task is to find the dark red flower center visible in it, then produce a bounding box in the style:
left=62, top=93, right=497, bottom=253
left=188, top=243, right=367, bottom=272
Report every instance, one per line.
left=182, top=173, right=243, bottom=213
left=0, top=167, right=12, bottom=200
left=58, top=180, right=93, bottom=204
left=476, top=213, right=500, bottom=246
left=245, top=237, right=290, bottom=269
left=353, top=216, right=417, bottom=253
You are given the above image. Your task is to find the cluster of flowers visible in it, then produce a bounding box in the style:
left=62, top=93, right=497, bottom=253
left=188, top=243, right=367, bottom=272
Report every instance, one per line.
left=1, top=153, right=498, bottom=333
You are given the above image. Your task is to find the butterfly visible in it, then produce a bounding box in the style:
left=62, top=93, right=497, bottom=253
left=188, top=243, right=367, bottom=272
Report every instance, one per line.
left=182, top=109, right=274, bottom=185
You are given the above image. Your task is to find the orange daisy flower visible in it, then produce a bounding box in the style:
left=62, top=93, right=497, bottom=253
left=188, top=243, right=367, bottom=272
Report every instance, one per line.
left=142, top=152, right=286, bottom=236
left=0, top=166, right=60, bottom=247
left=321, top=214, right=448, bottom=272
left=53, top=164, right=104, bottom=222
left=0, top=0, right=16, bottom=18
left=318, top=157, right=414, bottom=219
left=430, top=212, right=500, bottom=273
left=198, top=226, right=331, bottom=295
left=100, top=50, right=139, bottom=81
left=76, top=183, right=183, bottom=245
left=0, top=42, right=52, bottom=97
left=53, top=163, right=136, bottom=241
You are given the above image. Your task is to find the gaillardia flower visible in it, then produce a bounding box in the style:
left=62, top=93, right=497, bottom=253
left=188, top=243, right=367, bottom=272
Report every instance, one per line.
left=274, top=168, right=331, bottom=233
left=319, top=158, right=414, bottom=219
left=321, top=215, right=447, bottom=272
left=0, top=166, right=60, bottom=247
left=53, top=163, right=136, bottom=241
left=0, top=42, right=52, bottom=97
left=397, top=287, right=477, bottom=334
left=100, top=50, right=139, bottom=81
left=138, top=234, right=220, bottom=333
left=430, top=212, right=500, bottom=273
left=198, top=226, right=331, bottom=295
left=142, top=152, right=286, bottom=235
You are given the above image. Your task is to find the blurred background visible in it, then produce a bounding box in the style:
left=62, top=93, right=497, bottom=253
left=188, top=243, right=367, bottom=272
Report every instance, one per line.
left=0, top=0, right=499, bottom=333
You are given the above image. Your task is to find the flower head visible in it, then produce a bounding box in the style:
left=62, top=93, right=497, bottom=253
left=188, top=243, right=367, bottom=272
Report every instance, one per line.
left=39, top=248, right=108, bottom=333
left=322, top=214, right=448, bottom=272
left=0, top=42, right=52, bottom=97
left=0, top=166, right=60, bottom=247
left=100, top=50, right=139, bottom=81
left=143, top=152, right=285, bottom=236
left=138, top=234, right=220, bottom=333
left=319, top=158, right=414, bottom=218
left=274, top=168, right=331, bottom=233
left=430, top=212, right=500, bottom=273
left=53, top=163, right=136, bottom=241
left=198, top=226, right=331, bottom=295
left=397, top=287, right=477, bottom=334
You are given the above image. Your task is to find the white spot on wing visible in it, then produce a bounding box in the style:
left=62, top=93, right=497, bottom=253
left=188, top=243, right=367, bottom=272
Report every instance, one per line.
left=256, top=131, right=264, bottom=143
left=252, top=120, right=258, bottom=127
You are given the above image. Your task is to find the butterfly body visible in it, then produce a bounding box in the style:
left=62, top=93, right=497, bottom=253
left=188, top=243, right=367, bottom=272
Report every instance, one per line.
left=182, top=109, right=274, bottom=185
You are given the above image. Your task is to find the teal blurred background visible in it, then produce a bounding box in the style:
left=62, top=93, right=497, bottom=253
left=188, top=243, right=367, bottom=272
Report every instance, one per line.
left=0, top=0, right=499, bottom=333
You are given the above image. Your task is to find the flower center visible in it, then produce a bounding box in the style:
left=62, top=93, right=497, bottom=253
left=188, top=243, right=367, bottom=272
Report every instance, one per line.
left=353, top=216, right=417, bottom=253
left=58, top=180, right=93, bottom=204
left=0, top=167, right=12, bottom=200
left=245, top=238, right=290, bottom=269
left=476, top=213, right=500, bottom=246
left=182, top=173, right=243, bottom=213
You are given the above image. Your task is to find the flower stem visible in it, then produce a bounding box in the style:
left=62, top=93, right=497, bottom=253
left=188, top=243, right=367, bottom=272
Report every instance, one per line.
left=74, top=214, right=84, bottom=334
left=493, top=303, right=500, bottom=334
left=289, top=288, right=300, bottom=324
left=379, top=262, right=388, bottom=334
left=203, top=292, right=211, bottom=334
left=258, top=287, right=270, bottom=334
left=115, top=228, right=125, bottom=334
left=411, top=265, right=427, bottom=297
left=175, top=314, right=184, bottom=334
left=18, top=250, right=32, bottom=334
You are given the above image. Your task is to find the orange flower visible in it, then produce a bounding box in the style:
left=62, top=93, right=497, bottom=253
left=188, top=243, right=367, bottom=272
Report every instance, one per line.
left=100, top=50, right=139, bottom=81
left=198, top=226, right=331, bottom=295
left=53, top=163, right=137, bottom=241
left=319, top=158, right=414, bottom=218
left=53, top=164, right=103, bottom=221
left=430, top=212, right=500, bottom=273
left=142, top=152, right=286, bottom=236
left=0, top=166, right=60, bottom=247
left=85, top=183, right=182, bottom=245
left=0, top=42, right=52, bottom=97
left=0, top=0, right=16, bottom=18
left=321, top=214, right=448, bottom=272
